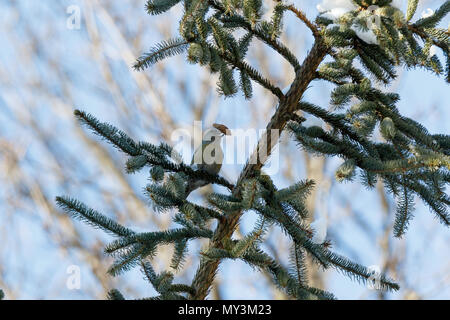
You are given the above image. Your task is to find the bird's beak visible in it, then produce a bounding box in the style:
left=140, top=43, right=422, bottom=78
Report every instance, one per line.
left=213, top=123, right=231, bottom=136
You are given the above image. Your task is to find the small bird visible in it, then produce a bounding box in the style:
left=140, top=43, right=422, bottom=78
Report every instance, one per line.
left=185, top=123, right=231, bottom=195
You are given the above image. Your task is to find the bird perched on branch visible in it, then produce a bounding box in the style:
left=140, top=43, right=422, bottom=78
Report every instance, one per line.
left=185, top=123, right=231, bottom=195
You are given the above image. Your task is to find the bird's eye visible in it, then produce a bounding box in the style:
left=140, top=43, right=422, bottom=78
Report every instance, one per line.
left=210, top=136, right=216, bottom=142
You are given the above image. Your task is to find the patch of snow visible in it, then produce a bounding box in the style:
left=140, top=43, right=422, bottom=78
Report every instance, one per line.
left=351, top=25, right=378, bottom=44
left=390, top=0, right=404, bottom=10
left=421, top=8, right=434, bottom=19
left=317, top=0, right=357, bottom=21
left=429, top=45, right=439, bottom=58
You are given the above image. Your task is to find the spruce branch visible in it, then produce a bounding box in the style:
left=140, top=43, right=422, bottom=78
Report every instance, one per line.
left=208, top=0, right=301, bottom=70
left=133, top=38, right=189, bottom=71
left=290, top=243, right=308, bottom=287
left=107, top=289, right=126, bottom=300
left=325, top=252, right=399, bottom=291
left=393, top=183, right=415, bottom=238
left=171, top=239, right=189, bottom=270
left=55, top=196, right=135, bottom=237
left=286, top=5, right=320, bottom=39
left=414, top=1, right=450, bottom=29
left=146, top=0, right=182, bottom=15
left=74, top=109, right=140, bottom=156
left=108, top=243, right=156, bottom=276
left=406, top=0, right=419, bottom=22
left=210, top=45, right=284, bottom=98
